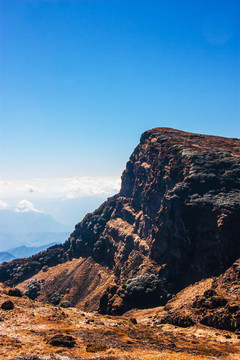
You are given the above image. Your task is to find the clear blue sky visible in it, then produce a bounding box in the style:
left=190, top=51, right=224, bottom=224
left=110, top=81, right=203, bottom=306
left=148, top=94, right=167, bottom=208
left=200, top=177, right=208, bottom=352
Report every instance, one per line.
left=0, top=0, right=239, bottom=179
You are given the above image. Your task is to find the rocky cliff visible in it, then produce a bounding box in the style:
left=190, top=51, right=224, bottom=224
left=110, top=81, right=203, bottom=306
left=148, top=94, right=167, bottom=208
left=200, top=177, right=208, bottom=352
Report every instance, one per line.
left=0, top=128, right=239, bottom=314
left=157, top=258, right=240, bottom=332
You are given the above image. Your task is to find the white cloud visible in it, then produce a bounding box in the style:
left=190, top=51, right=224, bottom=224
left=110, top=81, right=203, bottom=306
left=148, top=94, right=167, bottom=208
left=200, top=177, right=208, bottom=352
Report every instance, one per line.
left=15, top=199, right=44, bottom=213
left=0, top=176, right=121, bottom=200
left=62, top=176, right=121, bottom=199
left=0, top=200, right=9, bottom=209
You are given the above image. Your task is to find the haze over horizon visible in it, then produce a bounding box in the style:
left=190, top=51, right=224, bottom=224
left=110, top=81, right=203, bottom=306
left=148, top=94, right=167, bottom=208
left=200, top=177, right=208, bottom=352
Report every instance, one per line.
left=0, top=175, right=121, bottom=226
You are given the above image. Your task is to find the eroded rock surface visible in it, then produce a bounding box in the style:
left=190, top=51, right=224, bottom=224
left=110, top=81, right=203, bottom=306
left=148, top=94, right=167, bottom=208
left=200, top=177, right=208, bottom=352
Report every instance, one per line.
left=158, top=259, right=240, bottom=332
left=0, top=128, right=239, bottom=314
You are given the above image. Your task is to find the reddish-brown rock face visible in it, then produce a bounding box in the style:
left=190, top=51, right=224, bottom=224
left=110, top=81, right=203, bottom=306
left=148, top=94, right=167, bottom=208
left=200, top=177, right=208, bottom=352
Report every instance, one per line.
left=0, top=128, right=239, bottom=314
left=158, top=258, right=240, bottom=333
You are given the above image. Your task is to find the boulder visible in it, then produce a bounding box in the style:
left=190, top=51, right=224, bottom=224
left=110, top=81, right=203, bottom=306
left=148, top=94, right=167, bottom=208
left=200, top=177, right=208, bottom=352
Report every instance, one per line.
left=47, top=334, right=76, bottom=348
left=7, top=288, right=23, bottom=297
left=1, top=300, right=14, bottom=310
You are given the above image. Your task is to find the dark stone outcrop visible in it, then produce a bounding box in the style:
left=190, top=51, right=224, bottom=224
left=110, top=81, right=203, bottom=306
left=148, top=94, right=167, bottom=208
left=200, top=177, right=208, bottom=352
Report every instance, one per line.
left=199, top=259, right=240, bottom=332
left=1, top=299, right=14, bottom=310
left=24, top=279, right=41, bottom=300
left=160, top=312, right=195, bottom=328
left=47, top=334, right=76, bottom=348
left=7, top=288, right=23, bottom=297
left=0, top=128, right=239, bottom=314
left=60, top=300, right=71, bottom=308
left=159, top=259, right=240, bottom=332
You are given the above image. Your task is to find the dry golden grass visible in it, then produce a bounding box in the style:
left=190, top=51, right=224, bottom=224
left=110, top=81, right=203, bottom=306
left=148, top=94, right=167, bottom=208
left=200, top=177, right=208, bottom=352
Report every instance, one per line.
left=17, top=257, right=115, bottom=312
left=1, top=283, right=240, bottom=360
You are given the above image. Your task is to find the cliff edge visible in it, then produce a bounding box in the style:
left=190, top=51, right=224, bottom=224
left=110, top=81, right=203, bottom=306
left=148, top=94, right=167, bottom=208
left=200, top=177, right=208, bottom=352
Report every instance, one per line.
left=0, top=128, right=239, bottom=314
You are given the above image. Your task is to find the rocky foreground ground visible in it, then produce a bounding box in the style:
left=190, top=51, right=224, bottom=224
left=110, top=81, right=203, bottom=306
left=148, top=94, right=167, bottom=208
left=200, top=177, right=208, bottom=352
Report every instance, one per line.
left=1, top=283, right=240, bottom=360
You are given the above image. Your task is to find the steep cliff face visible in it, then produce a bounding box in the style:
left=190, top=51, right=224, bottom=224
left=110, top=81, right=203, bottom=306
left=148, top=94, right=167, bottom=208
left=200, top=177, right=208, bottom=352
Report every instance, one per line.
left=0, top=128, right=239, bottom=314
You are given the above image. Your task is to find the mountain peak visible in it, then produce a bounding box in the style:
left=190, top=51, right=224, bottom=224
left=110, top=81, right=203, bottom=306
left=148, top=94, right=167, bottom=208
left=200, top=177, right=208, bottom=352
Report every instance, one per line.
left=0, top=128, right=239, bottom=316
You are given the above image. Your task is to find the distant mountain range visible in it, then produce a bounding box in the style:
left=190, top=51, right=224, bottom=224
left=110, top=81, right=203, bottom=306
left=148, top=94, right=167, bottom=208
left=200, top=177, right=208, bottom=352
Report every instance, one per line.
left=8, top=242, right=60, bottom=258
left=0, top=252, right=15, bottom=263
left=0, top=209, right=70, bottom=233
left=0, top=231, right=70, bottom=250
left=0, top=242, right=61, bottom=263
left=0, top=209, right=71, bottom=252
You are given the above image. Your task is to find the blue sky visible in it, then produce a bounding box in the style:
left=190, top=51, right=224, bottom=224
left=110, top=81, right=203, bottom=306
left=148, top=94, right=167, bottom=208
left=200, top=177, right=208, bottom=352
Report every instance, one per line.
left=0, top=0, right=239, bottom=180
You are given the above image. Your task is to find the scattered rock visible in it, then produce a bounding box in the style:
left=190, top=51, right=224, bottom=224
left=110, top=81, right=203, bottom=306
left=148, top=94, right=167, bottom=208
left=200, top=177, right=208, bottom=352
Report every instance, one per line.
left=204, top=289, right=217, bottom=298
left=7, top=288, right=23, bottom=297
left=47, top=334, right=76, bottom=348
left=193, top=295, right=228, bottom=309
left=60, top=300, right=71, bottom=308
left=160, top=313, right=194, bottom=328
left=25, top=279, right=41, bottom=300
left=1, top=300, right=14, bottom=310
left=48, top=292, right=63, bottom=305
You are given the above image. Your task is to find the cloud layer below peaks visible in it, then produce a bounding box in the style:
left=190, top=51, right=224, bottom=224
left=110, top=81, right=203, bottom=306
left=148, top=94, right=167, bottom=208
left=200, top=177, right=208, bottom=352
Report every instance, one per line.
left=0, top=176, right=121, bottom=200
